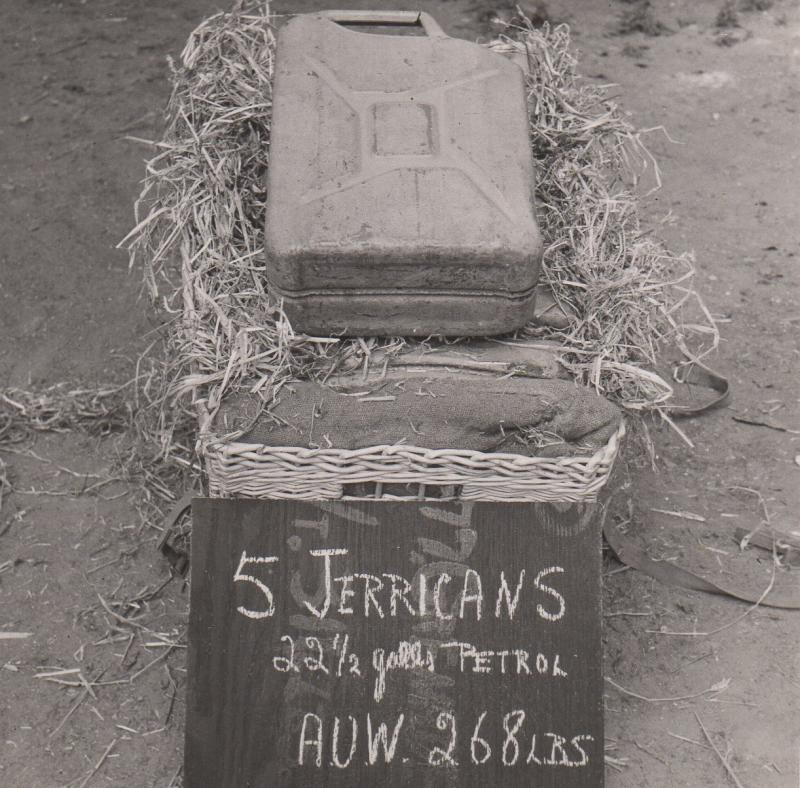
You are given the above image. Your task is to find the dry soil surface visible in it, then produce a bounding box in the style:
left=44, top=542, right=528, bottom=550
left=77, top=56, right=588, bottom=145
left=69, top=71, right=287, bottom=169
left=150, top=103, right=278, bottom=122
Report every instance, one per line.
left=1, top=0, right=799, bottom=786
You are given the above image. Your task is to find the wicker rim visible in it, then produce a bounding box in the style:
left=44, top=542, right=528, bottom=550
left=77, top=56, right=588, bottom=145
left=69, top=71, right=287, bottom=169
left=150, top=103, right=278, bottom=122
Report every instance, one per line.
left=202, top=422, right=625, bottom=502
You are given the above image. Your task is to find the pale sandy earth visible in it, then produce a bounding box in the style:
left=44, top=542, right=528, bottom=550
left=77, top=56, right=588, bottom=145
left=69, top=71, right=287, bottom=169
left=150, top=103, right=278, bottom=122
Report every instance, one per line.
left=1, top=0, right=798, bottom=785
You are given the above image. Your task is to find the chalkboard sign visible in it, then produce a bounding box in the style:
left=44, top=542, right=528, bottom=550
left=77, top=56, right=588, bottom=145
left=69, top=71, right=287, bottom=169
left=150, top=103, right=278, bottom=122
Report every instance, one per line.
left=186, top=499, right=604, bottom=787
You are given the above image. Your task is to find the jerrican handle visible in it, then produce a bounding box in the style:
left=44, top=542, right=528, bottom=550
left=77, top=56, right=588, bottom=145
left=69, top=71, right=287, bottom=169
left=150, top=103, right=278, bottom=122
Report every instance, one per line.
left=321, top=10, right=447, bottom=38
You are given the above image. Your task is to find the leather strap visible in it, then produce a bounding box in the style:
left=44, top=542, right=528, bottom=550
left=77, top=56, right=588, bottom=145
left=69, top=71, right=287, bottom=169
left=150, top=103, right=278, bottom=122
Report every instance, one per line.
left=603, top=516, right=800, bottom=609
left=158, top=491, right=198, bottom=577
left=665, top=359, right=730, bottom=418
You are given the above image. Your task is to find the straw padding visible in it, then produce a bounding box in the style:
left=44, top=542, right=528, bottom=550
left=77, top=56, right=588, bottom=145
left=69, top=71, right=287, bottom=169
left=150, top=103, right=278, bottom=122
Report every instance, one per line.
left=205, top=422, right=625, bottom=502
left=122, top=5, right=719, bottom=434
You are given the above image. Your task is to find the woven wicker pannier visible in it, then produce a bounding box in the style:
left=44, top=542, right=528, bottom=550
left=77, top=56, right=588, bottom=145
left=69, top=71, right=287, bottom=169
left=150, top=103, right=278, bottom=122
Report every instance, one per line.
left=201, top=341, right=625, bottom=503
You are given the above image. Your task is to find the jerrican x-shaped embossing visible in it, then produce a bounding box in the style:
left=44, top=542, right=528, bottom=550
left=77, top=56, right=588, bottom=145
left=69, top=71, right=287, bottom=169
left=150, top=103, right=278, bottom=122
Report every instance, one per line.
left=299, top=56, right=519, bottom=224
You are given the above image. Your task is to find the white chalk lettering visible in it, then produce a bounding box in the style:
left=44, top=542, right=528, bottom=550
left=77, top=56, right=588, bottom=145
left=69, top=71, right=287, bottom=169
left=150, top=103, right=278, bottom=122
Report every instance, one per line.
left=303, top=636, right=329, bottom=674
left=372, top=640, right=435, bottom=703
left=534, top=565, right=566, bottom=622
left=298, top=713, right=323, bottom=766
left=526, top=733, right=542, bottom=765
left=459, top=569, right=483, bottom=620
left=502, top=710, right=525, bottom=766
left=570, top=735, right=594, bottom=767
left=413, top=564, right=465, bottom=622
left=495, top=569, right=525, bottom=620
left=513, top=649, right=531, bottom=675
left=304, top=548, right=348, bottom=619
left=527, top=731, right=595, bottom=767
left=337, top=575, right=355, bottom=615
left=385, top=573, right=417, bottom=617
left=441, top=641, right=473, bottom=673
left=433, top=573, right=453, bottom=621
left=272, top=633, right=362, bottom=677
left=233, top=551, right=278, bottom=619
left=470, top=712, right=491, bottom=764
left=438, top=642, right=565, bottom=678
left=536, top=653, right=548, bottom=674
left=473, top=649, right=493, bottom=673
left=545, top=733, right=570, bottom=766
left=345, top=635, right=362, bottom=677
left=292, top=713, right=595, bottom=769
left=428, top=712, right=458, bottom=766
left=356, top=573, right=385, bottom=618
left=252, top=507, right=595, bottom=775
left=279, top=562, right=571, bottom=622
left=497, top=649, right=509, bottom=674
left=418, top=571, right=428, bottom=616
left=331, top=716, right=357, bottom=769
left=366, top=714, right=405, bottom=764
left=273, top=634, right=298, bottom=673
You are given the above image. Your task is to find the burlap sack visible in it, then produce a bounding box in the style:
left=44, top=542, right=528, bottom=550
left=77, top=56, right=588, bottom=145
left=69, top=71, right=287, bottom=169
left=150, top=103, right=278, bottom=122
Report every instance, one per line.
left=212, top=340, right=621, bottom=459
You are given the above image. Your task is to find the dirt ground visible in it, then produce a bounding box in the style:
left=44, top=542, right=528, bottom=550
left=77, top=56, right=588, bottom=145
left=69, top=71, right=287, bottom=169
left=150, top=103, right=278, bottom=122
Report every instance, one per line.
left=1, top=0, right=799, bottom=785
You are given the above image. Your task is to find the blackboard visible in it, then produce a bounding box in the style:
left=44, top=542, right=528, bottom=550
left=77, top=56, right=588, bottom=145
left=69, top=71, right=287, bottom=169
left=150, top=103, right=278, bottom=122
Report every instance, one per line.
left=186, top=499, right=604, bottom=787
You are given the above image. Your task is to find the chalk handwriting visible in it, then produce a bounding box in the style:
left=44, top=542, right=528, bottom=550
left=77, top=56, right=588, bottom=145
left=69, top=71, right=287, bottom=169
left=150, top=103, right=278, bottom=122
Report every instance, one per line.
left=235, top=548, right=567, bottom=623
left=273, top=633, right=361, bottom=678
left=295, top=710, right=595, bottom=769
left=233, top=551, right=278, bottom=619
left=224, top=501, right=599, bottom=780
left=372, top=640, right=435, bottom=702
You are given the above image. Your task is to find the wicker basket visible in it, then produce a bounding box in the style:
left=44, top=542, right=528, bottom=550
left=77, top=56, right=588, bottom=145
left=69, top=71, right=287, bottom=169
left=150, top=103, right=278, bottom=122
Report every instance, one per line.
left=202, top=421, right=625, bottom=502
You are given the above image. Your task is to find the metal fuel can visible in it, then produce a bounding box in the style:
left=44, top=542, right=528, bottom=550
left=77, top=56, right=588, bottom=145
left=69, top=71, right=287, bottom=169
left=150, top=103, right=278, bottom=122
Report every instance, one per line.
left=265, top=10, right=543, bottom=336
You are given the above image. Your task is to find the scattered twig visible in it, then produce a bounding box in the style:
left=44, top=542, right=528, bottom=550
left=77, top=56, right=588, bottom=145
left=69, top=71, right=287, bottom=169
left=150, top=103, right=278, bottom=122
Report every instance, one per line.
left=603, top=739, right=629, bottom=771
left=49, top=668, right=107, bottom=738
left=604, top=610, right=653, bottom=617
left=707, top=697, right=758, bottom=708
left=730, top=486, right=773, bottom=558
left=667, top=731, right=712, bottom=750
left=650, top=508, right=706, bottom=522
left=166, top=764, right=183, bottom=788
left=164, top=664, right=178, bottom=725
left=35, top=668, right=82, bottom=679
left=97, top=594, right=149, bottom=632
left=77, top=737, right=118, bottom=788
left=669, top=650, right=714, bottom=674
left=129, top=645, right=176, bottom=682
left=605, top=676, right=730, bottom=703
left=695, top=713, right=746, bottom=788
left=732, top=415, right=800, bottom=434
left=633, top=739, right=668, bottom=765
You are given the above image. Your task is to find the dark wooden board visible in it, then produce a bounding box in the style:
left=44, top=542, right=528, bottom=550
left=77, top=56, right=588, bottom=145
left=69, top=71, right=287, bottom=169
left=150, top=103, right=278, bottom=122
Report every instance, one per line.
left=186, top=499, right=604, bottom=787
